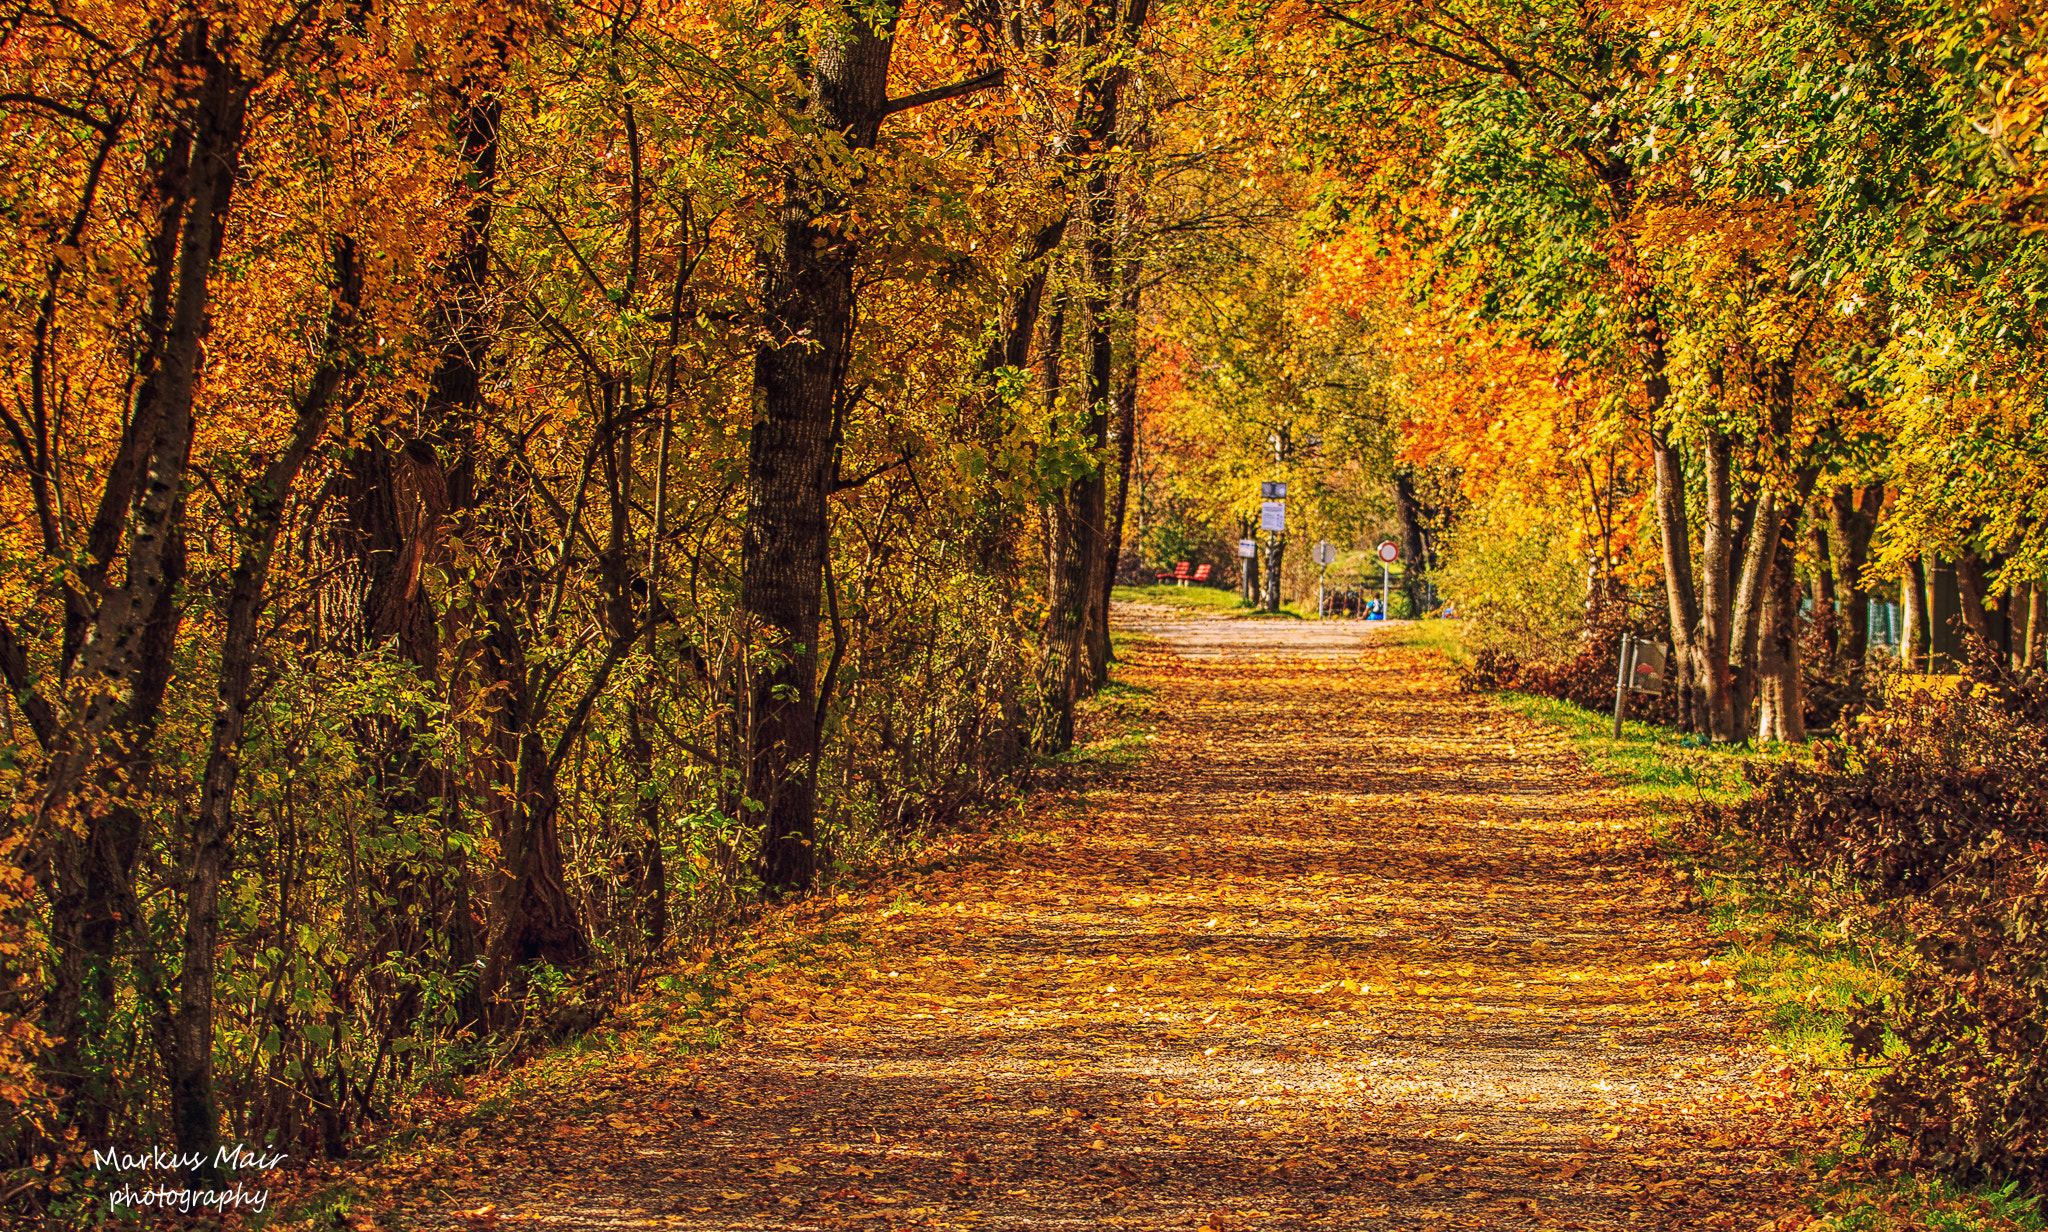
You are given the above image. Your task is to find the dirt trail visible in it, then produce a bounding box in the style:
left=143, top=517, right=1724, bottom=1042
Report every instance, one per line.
left=415, top=609, right=1810, bottom=1230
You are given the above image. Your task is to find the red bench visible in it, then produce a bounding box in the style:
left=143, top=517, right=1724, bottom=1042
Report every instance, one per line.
left=1153, top=562, right=1213, bottom=587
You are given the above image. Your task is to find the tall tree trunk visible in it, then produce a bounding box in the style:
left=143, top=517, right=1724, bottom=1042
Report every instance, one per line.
left=1806, top=517, right=1837, bottom=661
left=426, top=76, right=589, bottom=995
left=1901, top=559, right=1926, bottom=670
left=1075, top=218, right=1114, bottom=693
left=1695, top=432, right=1737, bottom=740
left=1730, top=489, right=1777, bottom=729
left=1091, top=269, right=1142, bottom=690
left=1954, top=549, right=1996, bottom=647
left=31, top=20, right=249, bottom=1152
left=1829, top=484, right=1884, bottom=667
left=1393, top=468, right=1429, bottom=617
left=2026, top=582, right=2043, bottom=671
left=1042, top=0, right=1150, bottom=735
left=741, top=6, right=897, bottom=890
left=1756, top=519, right=1804, bottom=744
left=1038, top=293, right=1086, bottom=751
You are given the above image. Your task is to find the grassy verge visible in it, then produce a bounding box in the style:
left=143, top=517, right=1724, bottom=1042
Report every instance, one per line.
left=1112, top=582, right=1249, bottom=613
left=1386, top=621, right=2043, bottom=1231
left=1112, top=582, right=1321, bottom=619
left=1060, top=632, right=1160, bottom=770
left=1391, top=618, right=1475, bottom=667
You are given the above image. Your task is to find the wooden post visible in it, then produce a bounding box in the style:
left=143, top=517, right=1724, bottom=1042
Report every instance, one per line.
left=1613, top=632, right=1633, bottom=739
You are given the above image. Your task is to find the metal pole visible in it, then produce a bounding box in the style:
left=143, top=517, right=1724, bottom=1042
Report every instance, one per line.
left=1380, top=562, right=1389, bottom=620
left=1612, top=632, right=1632, bottom=739
left=1317, top=565, right=1326, bottom=619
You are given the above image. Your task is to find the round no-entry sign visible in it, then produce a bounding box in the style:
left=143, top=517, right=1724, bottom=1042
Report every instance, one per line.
left=1377, top=541, right=1400, bottom=563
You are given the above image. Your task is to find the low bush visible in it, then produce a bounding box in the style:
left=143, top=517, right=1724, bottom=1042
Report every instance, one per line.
left=1676, top=638, right=2048, bottom=1190
left=1455, top=600, right=1680, bottom=723
left=1434, top=493, right=1586, bottom=663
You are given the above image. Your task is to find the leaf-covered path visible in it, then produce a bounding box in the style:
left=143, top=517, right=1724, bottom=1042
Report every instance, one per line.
left=415, top=612, right=1816, bottom=1230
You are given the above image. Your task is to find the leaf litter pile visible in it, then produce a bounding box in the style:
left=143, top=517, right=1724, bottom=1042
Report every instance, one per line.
left=356, top=614, right=1827, bottom=1230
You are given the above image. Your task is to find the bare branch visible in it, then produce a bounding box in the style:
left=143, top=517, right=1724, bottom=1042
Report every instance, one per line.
left=881, top=67, right=1005, bottom=117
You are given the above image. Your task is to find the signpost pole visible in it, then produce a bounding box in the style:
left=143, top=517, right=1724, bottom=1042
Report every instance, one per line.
left=1311, top=540, right=1334, bottom=617
left=1258, top=482, right=1287, bottom=615
left=1371, top=541, right=1400, bottom=619
left=1612, top=632, right=1633, bottom=739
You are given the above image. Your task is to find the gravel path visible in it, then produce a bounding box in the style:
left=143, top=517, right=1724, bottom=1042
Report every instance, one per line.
left=407, top=608, right=1812, bottom=1231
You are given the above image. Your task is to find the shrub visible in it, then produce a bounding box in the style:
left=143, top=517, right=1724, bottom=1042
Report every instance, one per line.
left=1456, top=598, right=1679, bottom=723
left=1434, top=493, right=1587, bottom=663
left=1677, top=637, right=2048, bottom=1189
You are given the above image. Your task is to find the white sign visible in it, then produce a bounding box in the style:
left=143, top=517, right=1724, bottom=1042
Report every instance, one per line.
left=1377, top=541, right=1400, bottom=564
left=1313, top=540, right=1337, bottom=566
left=1237, top=538, right=1257, bottom=558
left=1260, top=481, right=1289, bottom=499
left=1260, top=501, right=1286, bottom=532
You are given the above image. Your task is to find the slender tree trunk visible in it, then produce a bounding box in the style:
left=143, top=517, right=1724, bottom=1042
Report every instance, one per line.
left=1730, top=489, right=1777, bottom=727
left=741, top=7, right=897, bottom=888
left=1806, top=517, right=1837, bottom=660
left=1092, top=272, right=1142, bottom=690
left=1901, top=560, right=1925, bottom=670
left=1242, top=517, right=1259, bottom=607
left=1829, top=484, right=1884, bottom=667
left=33, top=21, right=249, bottom=1151
left=1079, top=0, right=1152, bottom=692
left=1265, top=531, right=1287, bottom=612
left=2027, top=582, right=2043, bottom=671
left=175, top=239, right=359, bottom=1173
left=1393, top=468, right=1430, bottom=617
left=1650, top=432, right=1703, bottom=732
left=1756, top=519, right=1804, bottom=743
left=1696, top=433, right=1737, bottom=740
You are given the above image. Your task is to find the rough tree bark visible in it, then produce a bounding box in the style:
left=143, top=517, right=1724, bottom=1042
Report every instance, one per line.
left=741, top=6, right=899, bottom=889
left=1089, top=110, right=1149, bottom=691
left=1954, top=549, right=1998, bottom=648
left=1091, top=263, right=1142, bottom=691
left=25, top=19, right=250, bottom=1156
left=1042, top=0, right=1150, bottom=744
